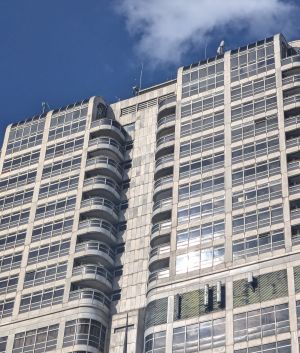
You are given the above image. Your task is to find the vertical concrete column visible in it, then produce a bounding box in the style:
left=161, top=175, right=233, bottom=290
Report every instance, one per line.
left=287, top=265, right=299, bottom=353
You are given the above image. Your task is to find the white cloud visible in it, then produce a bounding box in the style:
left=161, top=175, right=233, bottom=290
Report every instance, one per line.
left=117, top=0, right=295, bottom=64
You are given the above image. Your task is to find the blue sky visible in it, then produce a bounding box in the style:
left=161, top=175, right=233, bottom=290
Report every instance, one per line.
left=0, top=0, right=300, bottom=143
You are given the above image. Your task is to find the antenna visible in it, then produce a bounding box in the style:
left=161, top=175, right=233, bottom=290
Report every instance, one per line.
left=217, top=40, right=225, bottom=55
left=204, top=42, right=208, bottom=59
left=139, top=63, right=144, bottom=91
left=41, top=102, right=51, bottom=114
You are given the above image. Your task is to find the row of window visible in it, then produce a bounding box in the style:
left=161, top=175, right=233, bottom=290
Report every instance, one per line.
left=235, top=340, right=291, bottom=353
left=180, top=111, right=224, bottom=137
left=42, top=156, right=81, bottom=179
left=231, top=95, right=277, bottom=122
left=48, top=119, right=86, bottom=141
left=6, top=132, right=43, bottom=155
left=31, top=217, right=73, bottom=242
left=0, top=209, right=29, bottom=231
left=0, top=231, right=26, bottom=252
left=178, top=174, right=224, bottom=201
left=39, top=176, right=79, bottom=199
left=0, top=170, right=36, bottom=192
left=50, top=106, right=88, bottom=128
left=176, top=245, right=225, bottom=274
left=182, top=73, right=224, bottom=98
left=0, top=251, right=22, bottom=273
left=177, top=197, right=224, bottom=224
left=45, top=137, right=84, bottom=160
left=181, top=93, right=224, bottom=118
left=182, top=60, right=224, bottom=84
left=35, top=196, right=76, bottom=220
left=0, top=189, right=33, bottom=211
left=8, top=117, right=45, bottom=142
left=180, top=132, right=224, bottom=158
left=231, top=74, right=276, bottom=101
left=179, top=153, right=224, bottom=179
left=24, top=262, right=68, bottom=288
left=2, top=150, right=40, bottom=173
left=27, top=239, right=70, bottom=265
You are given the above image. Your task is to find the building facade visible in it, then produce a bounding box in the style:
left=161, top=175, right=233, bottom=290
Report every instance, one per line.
left=0, top=33, right=299, bottom=353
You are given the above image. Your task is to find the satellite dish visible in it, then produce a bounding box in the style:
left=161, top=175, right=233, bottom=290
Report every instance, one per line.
left=217, top=40, right=225, bottom=55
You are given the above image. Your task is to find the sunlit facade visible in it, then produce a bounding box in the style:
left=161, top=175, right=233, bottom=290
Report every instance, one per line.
left=0, top=33, right=300, bottom=353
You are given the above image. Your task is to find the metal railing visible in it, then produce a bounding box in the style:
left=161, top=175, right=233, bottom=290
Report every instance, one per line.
left=91, top=118, right=125, bottom=134
left=282, top=75, right=300, bottom=86
left=153, top=198, right=172, bottom=211
left=154, top=176, right=173, bottom=189
left=281, top=55, right=300, bottom=66
left=75, top=241, right=115, bottom=259
left=72, top=265, right=113, bottom=283
left=69, top=288, right=111, bottom=308
left=157, top=114, right=176, bottom=127
left=81, top=197, right=119, bottom=214
left=291, top=208, right=300, bottom=220
left=284, top=95, right=300, bottom=106
left=288, top=161, right=300, bottom=172
left=86, top=157, right=123, bottom=175
left=156, top=134, right=175, bottom=147
left=148, top=268, right=169, bottom=283
left=286, top=137, right=300, bottom=149
left=151, top=221, right=172, bottom=234
left=78, top=218, right=117, bottom=237
left=84, top=176, right=121, bottom=194
left=285, top=115, right=300, bottom=127
left=155, top=154, right=174, bottom=168
left=88, top=137, right=124, bottom=153
left=150, top=245, right=170, bottom=259
left=158, top=96, right=176, bottom=108
left=289, top=184, right=300, bottom=195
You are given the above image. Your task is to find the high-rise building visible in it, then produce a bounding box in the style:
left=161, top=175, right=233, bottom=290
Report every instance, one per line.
left=0, top=32, right=300, bottom=353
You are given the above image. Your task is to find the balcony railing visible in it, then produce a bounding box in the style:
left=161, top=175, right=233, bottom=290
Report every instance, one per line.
left=75, top=241, right=115, bottom=260
left=156, top=134, right=175, bottom=147
left=291, top=208, right=300, bottom=220
left=148, top=268, right=169, bottom=283
left=88, top=137, right=124, bottom=153
left=288, top=161, right=300, bottom=172
left=284, top=95, right=300, bottom=106
left=84, top=176, right=121, bottom=194
left=150, top=245, right=170, bottom=259
left=91, top=118, right=124, bottom=133
left=158, top=96, right=176, bottom=108
left=154, top=176, right=173, bottom=190
left=157, top=115, right=176, bottom=127
left=285, top=115, right=300, bottom=127
left=72, top=265, right=113, bottom=283
left=69, top=288, right=111, bottom=308
left=153, top=198, right=172, bottom=211
left=286, top=137, right=300, bottom=150
left=289, top=184, right=300, bottom=195
left=78, top=218, right=117, bottom=238
left=81, top=197, right=119, bottom=214
left=151, top=221, right=172, bottom=234
left=155, top=154, right=174, bottom=168
left=281, top=55, right=300, bottom=66
left=86, top=157, right=123, bottom=175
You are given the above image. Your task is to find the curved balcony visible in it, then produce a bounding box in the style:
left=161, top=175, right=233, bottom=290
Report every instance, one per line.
left=158, top=96, right=176, bottom=114
left=83, top=176, right=121, bottom=202
left=281, top=55, right=300, bottom=70
left=69, top=288, right=111, bottom=314
left=75, top=241, right=115, bottom=267
left=72, top=265, right=113, bottom=293
left=78, top=218, right=117, bottom=245
left=149, top=244, right=170, bottom=271
left=284, top=95, right=300, bottom=111
left=151, top=220, right=171, bottom=247
left=90, top=118, right=126, bottom=142
left=85, top=157, right=123, bottom=181
left=88, top=137, right=124, bottom=161
left=152, top=198, right=172, bottom=223
left=155, top=153, right=174, bottom=175
left=157, top=114, right=176, bottom=136
left=282, top=75, right=300, bottom=90
left=286, top=136, right=300, bottom=151
left=154, top=175, right=173, bottom=197
left=148, top=267, right=170, bottom=290
left=80, top=197, right=119, bottom=223
left=156, top=134, right=175, bottom=158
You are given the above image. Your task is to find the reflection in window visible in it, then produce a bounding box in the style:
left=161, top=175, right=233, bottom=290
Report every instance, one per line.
left=145, top=331, right=166, bottom=353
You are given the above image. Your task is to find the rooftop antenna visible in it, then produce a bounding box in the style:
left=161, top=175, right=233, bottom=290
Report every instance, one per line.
left=204, top=42, right=208, bottom=59
left=41, top=102, right=51, bottom=114
left=217, top=40, right=225, bottom=55
left=139, top=62, right=144, bottom=91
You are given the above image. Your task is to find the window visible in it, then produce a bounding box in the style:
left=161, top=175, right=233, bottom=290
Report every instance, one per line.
left=178, top=197, right=224, bottom=224
left=179, top=175, right=224, bottom=200
left=232, top=182, right=282, bottom=209
left=2, top=150, right=40, bottom=173
left=45, top=137, right=84, bottom=160
left=0, top=189, right=33, bottom=211
left=19, top=286, right=64, bottom=313
left=181, top=111, right=224, bottom=137
left=233, top=303, right=289, bottom=342
left=232, top=204, right=283, bottom=234
left=232, top=136, right=279, bottom=163
left=179, top=153, right=224, bottom=179
left=232, top=115, right=278, bottom=142
left=235, top=340, right=291, bottom=353
left=31, top=217, right=73, bottom=242
left=181, top=93, right=224, bottom=117
left=12, top=324, right=59, bottom=353
left=176, top=245, right=224, bottom=274
left=231, top=75, right=276, bottom=101
left=0, top=337, right=7, bottom=353
left=233, top=229, right=284, bottom=259
left=173, top=318, right=225, bottom=352
left=145, top=331, right=166, bottom=353
left=39, top=176, right=79, bottom=199
left=63, top=319, right=106, bottom=352
left=35, top=196, right=76, bottom=220
left=0, top=209, right=30, bottom=231
left=231, top=95, right=277, bottom=122
left=27, top=240, right=70, bottom=264
left=0, top=251, right=22, bottom=273
left=42, top=156, right=81, bottom=179
left=0, top=274, right=18, bottom=294
left=0, top=231, right=26, bottom=252
left=0, top=298, right=14, bottom=318
left=24, top=262, right=68, bottom=288
left=177, top=220, right=225, bottom=249
left=180, top=132, right=224, bottom=157
left=232, top=158, right=280, bottom=186
left=0, top=170, right=36, bottom=192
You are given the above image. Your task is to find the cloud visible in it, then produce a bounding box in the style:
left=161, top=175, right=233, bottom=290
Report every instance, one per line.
left=116, top=0, right=296, bottom=65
